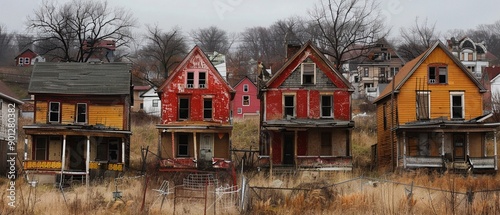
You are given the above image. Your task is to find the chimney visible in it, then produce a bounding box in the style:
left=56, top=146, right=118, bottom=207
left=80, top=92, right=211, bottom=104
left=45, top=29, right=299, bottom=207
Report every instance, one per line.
left=286, top=44, right=301, bottom=60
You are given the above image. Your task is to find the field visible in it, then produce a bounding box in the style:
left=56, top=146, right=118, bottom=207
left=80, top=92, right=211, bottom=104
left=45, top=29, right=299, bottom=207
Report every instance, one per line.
left=2, top=114, right=500, bottom=214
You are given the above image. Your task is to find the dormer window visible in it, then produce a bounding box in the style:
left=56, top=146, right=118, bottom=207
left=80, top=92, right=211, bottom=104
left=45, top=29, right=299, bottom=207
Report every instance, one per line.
left=301, top=63, right=316, bottom=85
left=428, top=64, right=447, bottom=84
left=243, top=84, right=249, bottom=92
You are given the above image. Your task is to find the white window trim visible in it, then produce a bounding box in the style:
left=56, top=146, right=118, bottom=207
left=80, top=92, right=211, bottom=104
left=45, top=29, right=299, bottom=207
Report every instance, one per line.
left=416, top=91, right=431, bottom=120
left=185, top=70, right=208, bottom=89
left=283, top=93, right=296, bottom=118
left=320, top=94, right=334, bottom=118
left=300, top=63, right=316, bottom=85
left=237, top=108, right=242, bottom=114
left=242, top=95, right=250, bottom=106
left=450, top=92, right=465, bottom=119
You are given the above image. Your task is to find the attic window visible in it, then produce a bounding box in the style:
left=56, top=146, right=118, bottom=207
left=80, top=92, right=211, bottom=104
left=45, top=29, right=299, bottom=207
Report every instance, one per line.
left=199, top=72, right=206, bottom=88
left=186, top=70, right=207, bottom=89
left=301, top=63, right=316, bottom=85
left=187, top=72, right=194, bottom=88
left=428, top=64, right=447, bottom=84
left=243, top=84, right=249, bottom=92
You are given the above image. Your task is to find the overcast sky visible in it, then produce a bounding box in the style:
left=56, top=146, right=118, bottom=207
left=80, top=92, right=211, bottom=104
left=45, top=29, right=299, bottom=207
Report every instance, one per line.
left=1, top=0, right=499, bottom=40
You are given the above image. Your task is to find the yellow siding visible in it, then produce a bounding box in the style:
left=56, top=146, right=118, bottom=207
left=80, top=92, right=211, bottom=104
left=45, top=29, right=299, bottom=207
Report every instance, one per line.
left=88, top=105, right=124, bottom=130
left=61, top=102, right=76, bottom=124
left=397, top=46, right=483, bottom=124
left=35, top=101, right=48, bottom=123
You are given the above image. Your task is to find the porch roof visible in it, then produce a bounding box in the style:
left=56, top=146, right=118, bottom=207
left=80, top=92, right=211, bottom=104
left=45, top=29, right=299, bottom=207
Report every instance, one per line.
left=398, top=117, right=500, bottom=132
left=157, top=121, right=233, bottom=133
left=23, top=124, right=131, bottom=136
left=262, top=119, right=354, bottom=130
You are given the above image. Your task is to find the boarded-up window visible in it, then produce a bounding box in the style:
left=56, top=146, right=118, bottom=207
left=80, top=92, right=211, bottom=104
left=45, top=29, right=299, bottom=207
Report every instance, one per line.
left=178, top=134, right=189, bottom=157
left=416, top=91, right=430, bottom=120
left=284, top=95, right=295, bottom=117
left=321, top=132, right=332, bottom=156
left=179, top=98, right=189, bottom=120
left=49, top=102, right=60, bottom=123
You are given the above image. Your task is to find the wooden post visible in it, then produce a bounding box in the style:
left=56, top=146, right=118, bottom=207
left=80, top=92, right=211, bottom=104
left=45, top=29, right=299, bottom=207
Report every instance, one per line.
left=466, top=132, right=470, bottom=157
left=86, top=136, right=90, bottom=187
left=403, top=131, right=407, bottom=169
left=194, top=132, right=198, bottom=163
left=294, top=130, right=298, bottom=169
left=60, top=135, right=67, bottom=187
left=441, top=132, right=445, bottom=156
left=171, top=131, right=175, bottom=158
left=494, top=131, right=498, bottom=170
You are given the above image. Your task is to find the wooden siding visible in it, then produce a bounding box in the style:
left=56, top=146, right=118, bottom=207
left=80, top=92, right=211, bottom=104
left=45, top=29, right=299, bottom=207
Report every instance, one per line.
left=376, top=97, right=398, bottom=168
left=88, top=105, right=124, bottom=129
left=397, top=46, right=483, bottom=123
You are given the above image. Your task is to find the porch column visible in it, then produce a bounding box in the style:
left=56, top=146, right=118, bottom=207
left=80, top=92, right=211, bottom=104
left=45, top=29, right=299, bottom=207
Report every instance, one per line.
left=441, top=132, right=445, bottom=156
left=24, top=137, right=28, bottom=161
left=403, top=131, right=406, bottom=169
left=466, top=132, right=470, bottom=157
left=294, top=130, right=298, bottom=169
left=495, top=131, right=498, bottom=170
left=193, top=132, right=198, bottom=162
left=171, top=132, right=175, bottom=158
left=484, top=133, right=488, bottom=157
left=60, top=135, right=67, bottom=187
left=86, top=136, right=90, bottom=187
left=158, top=130, right=162, bottom=159
left=122, top=139, right=125, bottom=164
left=269, top=136, right=273, bottom=180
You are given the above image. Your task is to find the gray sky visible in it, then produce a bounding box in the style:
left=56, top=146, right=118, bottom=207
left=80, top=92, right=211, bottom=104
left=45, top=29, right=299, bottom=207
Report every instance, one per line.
left=1, top=0, right=499, bottom=39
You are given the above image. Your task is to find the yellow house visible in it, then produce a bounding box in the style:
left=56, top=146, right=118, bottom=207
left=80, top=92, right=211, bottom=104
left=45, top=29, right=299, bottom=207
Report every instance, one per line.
left=23, top=63, right=132, bottom=185
left=373, top=41, right=500, bottom=173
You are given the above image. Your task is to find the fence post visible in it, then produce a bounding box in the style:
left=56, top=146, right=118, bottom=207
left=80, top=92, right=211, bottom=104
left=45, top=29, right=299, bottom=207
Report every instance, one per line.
left=466, top=188, right=474, bottom=205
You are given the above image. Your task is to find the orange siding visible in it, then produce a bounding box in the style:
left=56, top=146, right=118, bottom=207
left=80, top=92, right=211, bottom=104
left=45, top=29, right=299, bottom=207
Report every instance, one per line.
left=88, top=105, right=124, bottom=130
left=397, top=46, right=483, bottom=124
left=376, top=97, right=398, bottom=168
left=35, top=101, right=48, bottom=123
left=61, top=102, right=76, bottom=124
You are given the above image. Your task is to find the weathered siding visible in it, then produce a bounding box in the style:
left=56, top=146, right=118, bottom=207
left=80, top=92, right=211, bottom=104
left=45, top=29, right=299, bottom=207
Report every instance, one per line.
left=35, top=101, right=48, bottom=123
left=376, top=97, right=398, bottom=168
left=88, top=105, right=124, bottom=130
left=213, top=134, right=230, bottom=158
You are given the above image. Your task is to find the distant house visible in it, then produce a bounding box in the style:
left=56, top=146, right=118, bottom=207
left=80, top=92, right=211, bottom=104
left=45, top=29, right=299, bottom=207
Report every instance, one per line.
left=0, top=80, right=23, bottom=177
left=14, top=49, right=45, bottom=66
left=373, top=41, right=500, bottom=173
left=140, top=87, right=161, bottom=117
left=132, top=85, right=150, bottom=112
left=23, top=62, right=132, bottom=184
left=486, top=66, right=500, bottom=111
left=232, top=76, right=259, bottom=119
left=82, top=39, right=116, bottom=62
left=259, top=42, right=355, bottom=171
left=447, top=37, right=488, bottom=77
left=206, top=51, right=227, bottom=80
left=356, top=38, right=406, bottom=100
left=156, top=46, right=236, bottom=174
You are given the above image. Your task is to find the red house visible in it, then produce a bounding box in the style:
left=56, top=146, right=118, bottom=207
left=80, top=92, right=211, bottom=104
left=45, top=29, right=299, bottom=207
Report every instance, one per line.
left=232, top=76, right=260, bottom=119
left=259, top=42, right=355, bottom=171
left=15, top=49, right=45, bottom=66
left=156, top=46, right=236, bottom=172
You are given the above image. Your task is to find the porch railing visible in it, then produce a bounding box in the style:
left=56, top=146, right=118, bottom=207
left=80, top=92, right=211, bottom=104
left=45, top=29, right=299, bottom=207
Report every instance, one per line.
left=24, top=160, right=62, bottom=170
left=297, top=156, right=352, bottom=170
left=469, top=156, right=496, bottom=170
left=159, top=158, right=197, bottom=168
left=405, top=156, right=443, bottom=168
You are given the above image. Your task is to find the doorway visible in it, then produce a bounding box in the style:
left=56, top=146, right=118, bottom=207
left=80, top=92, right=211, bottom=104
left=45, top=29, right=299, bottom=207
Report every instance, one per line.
left=283, top=132, right=294, bottom=165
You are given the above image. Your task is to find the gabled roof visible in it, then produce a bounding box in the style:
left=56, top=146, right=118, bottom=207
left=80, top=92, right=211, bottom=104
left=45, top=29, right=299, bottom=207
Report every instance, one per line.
left=266, top=41, right=352, bottom=89
left=0, top=80, right=23, bottom=104
left=158, top=45, right=235, bottom=93
left=486, top=67, right=500, bottom=82
left=373, top=41, right=486, bottom=103
left=29, top=62, right=131, bottom=95
left=233, top=76, right=257, bottom=89
left=14, top=49, right=37, bottom=59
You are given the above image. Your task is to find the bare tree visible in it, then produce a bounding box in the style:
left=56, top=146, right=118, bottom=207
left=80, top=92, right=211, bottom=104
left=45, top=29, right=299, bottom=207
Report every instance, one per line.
left=27, top=0, right=136, bottom=62
left=0, top=25, right=15, bottom=65
left=137, top=25, right=188, bottom=86
left=191, top=26, right=233, bottom=56
left=309, top=0, right=387, bottom=70
left=398, top=17, right=439, bottom=61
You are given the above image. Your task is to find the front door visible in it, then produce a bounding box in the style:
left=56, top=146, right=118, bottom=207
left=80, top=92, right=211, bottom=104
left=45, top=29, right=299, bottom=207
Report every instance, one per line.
left=283, top=132, right=294, bottom=165
left=199, top=134, right=214, bottom=161
left=453, top=133, right=465, bottom=161
left=66, top=136, right=86, bottom=170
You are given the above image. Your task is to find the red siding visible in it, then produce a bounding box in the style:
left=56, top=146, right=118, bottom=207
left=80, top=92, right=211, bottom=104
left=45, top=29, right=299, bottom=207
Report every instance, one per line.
left=232, top=78, right=260, bottom=118
left=334, top=91, right=351, bottom=121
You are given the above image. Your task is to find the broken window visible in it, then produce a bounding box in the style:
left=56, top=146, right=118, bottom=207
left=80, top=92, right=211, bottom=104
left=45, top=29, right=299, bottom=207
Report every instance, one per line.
left=34, top=137, right=47, bottom=160
left=49, top=102, right=60, bottom=123
left=301, top=63, right=316, bottom=85
left=199, top=72, right=206, bottom=88
left=243, top=84, right=249, bottom=92
left=186, top=72, right=195, bottom=88
left=76, top=103, right=87, bottom=123
left=242, top=95, right=250, bottom=106
left=96, top=138, right=121, bottom=163
left=428, top=64, right=447, bottom=84
left=179, top=98, right=189, bottom=120
left=284, top=95, right=295, bottom=117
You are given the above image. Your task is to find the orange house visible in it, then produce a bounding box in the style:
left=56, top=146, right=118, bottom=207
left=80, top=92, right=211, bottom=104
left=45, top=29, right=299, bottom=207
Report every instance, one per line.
left=373, top=41, right=500, bottom=173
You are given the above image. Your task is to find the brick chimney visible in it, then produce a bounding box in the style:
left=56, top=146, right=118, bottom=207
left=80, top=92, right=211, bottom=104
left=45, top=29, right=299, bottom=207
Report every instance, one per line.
left=286, top=44, right=301, bottom=60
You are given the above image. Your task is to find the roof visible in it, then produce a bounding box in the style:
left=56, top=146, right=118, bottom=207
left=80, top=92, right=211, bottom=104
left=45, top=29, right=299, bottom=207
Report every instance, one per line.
left=134, top=85, right=151, bottom=91
left=233, top=76, right=257, bottom=88
left=0, top=79, right=23, bottom=104
left=266, top=41, right=352, bottom=89
left=14, top=49, right=37, bottom=59
left=29, top=62, right=131, bottom=95
left=486, top=66, right=500, bottom=82
left=263, top=119, right=354, bottom=128
left=158, top=45, right=235, bottom=93
left=373, top=41, right=486, bottom=103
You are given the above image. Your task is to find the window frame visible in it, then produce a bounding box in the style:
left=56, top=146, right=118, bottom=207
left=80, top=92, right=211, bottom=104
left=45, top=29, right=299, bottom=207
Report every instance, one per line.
left=428, top=64, right=448, bottom=84
left=186, top=72, right=195, bottom=88
left=203, top=98, right=213, bottom=120
left=198, top=71, right=207, bottom=88
left=283, top=94, right=295, bottom=118
left=178, top=97, right=190, bottom=120
left=320, top=95, right=333, bottom=118
left=450, top=92, right=464, bottom=119
left=243, top=84, right=249, bottom=92
left=34, top=137, right=48, bottom=160
left=76, top=103, right=87, bottom=123
left=242, top=95, right=250, bottom=106
left=416, top=91, right=430, bottom=120
left=177, top=134, right=189, bottom=157
left=152, top=99, right=159, bottom=108
left=186, top=70, right=208, bottom=89
left=301, top=63, right=316, bottom=85
left=48, top=102, right=60, bottom=123
left=364, top=67, right=369, bottom=77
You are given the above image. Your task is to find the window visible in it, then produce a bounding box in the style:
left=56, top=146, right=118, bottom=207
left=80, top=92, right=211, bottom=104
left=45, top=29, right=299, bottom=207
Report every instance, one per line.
left=186, top=72, right=195, bottom=88
left=76, top=103, right=87, bottom=123
left=364, top=67, right=369, bottom=77
left=428, top=64, right=447, bottom=84
left=34, top=137, right=47, bottom=160
left=178, top=134, right=189, bottom=157
left=237, top=108, right=242, bottom=114
left=152, top=99, right=159, bottom=107
left=49, top=102, right=60, bottom=123
left=450, top=92, right=464, bottom=119
left=18, top=58, right=23, bottom=65
left=243, top=84, right=249, bottom=92
left=199, top=72, right=206, bottom=88
left=416, top=91, right=430, bottom=120
left=203, top=98, right=212, bottom=120
left=284, top=95, right=295, bottom=117
left=242, top=95, right=250, bottom=106
left=321, top=95, right=333, bottom=118
left=25, top=58, right=29, bottom=64
left=140, top=103, right=144, bottom=110
left=96, top=138, right=121, bottom=163
left=390, top=67, right=399, bottom=77
left=301, top=63, right=316, bottom=85
left=178, top=98, right=189, bottom=120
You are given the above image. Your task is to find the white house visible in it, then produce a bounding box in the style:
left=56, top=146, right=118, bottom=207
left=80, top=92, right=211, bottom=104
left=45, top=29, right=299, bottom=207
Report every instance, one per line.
left=448, top=37, right=489, bottom=78
left=140, top=87, right=161, bottom=117
left=0, top=80, right=23, bottom=176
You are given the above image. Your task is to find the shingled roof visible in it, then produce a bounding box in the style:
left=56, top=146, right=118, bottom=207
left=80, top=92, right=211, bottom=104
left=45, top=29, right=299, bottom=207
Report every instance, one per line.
left=29, top=62, right=131, bottom=95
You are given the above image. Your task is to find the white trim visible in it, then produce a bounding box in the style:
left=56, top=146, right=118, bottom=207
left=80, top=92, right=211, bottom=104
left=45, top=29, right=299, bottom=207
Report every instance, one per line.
left=300, top=63, right=316, bottom=85
left=450, top=92, right=465, bottom=119
left=242, top=95, right=250, bottom=106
